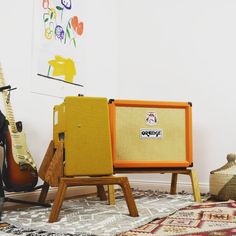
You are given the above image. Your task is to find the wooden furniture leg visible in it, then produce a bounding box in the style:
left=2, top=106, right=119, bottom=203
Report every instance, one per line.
left=49, top=179, right=68, bottom=223
left=38, top=182, right=50, bottom=204
left=38, top=141, right=63, bottom=188
left=38, top=141, right=55, bottom=181
left=189, top=169, right=201, bottom=202
left=96, top=185, right=107, bottom=201
left=108, top=185, right=115, bottom=205
left=48, top=176, right=139, bottom=223
left=119, top=178, right=138, bottom=217
left=170, top=173, right=178, bottom=194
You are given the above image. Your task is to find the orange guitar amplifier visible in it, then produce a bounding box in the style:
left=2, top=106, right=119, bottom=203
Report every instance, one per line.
left=109, top=99, right=193, bottom=169
left=53, top=96, right=113, bottom=176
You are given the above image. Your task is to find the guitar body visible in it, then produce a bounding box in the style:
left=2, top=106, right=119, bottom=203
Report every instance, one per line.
left=2, top=128, right=38, bottom=192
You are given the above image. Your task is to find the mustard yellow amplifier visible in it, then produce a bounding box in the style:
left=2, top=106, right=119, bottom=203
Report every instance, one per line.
left=109, top=99, right=193, bottom=169
left=53, top=96, right=113, bottom=176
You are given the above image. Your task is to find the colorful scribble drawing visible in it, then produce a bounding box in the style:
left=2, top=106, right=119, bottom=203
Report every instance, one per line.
left=64, top=16, right=83, bottom=47
left=71, top=16, right=83, bottom=36
left=42, top=0, right=50, bottom=9
left=48, top=55, right=76, bottom=83
left=60, top=0, right=72, bottom=9
left=39, top=0, right=84, bottom=86
left=43, top=8, right=57, bottom=40
left=42, top=0, right=83, bottom=47
left=56, top=0, right=71, bottom=21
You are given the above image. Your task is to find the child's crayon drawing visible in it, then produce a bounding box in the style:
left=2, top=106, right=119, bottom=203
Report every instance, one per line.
left=38, top=0, right=84, bottom=86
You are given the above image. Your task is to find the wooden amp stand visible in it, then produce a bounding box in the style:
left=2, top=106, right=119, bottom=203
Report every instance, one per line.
left=107, top=168, right=201, bottom=205
left=37, top=141, right=139, bottom=223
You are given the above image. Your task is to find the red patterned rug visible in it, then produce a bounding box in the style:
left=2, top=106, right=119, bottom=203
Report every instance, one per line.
left=120, top=201, right=236, bottom=236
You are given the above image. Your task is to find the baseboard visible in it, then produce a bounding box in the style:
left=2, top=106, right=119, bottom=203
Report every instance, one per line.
left=129, top=179, right=209, bottom=194
left=3, top=185, right=98, bottom=209
left=3, top=180, right=209, bottom=209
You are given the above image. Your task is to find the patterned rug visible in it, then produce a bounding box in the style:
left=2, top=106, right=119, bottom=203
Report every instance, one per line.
left=120, top=201, right=236, bottom=235
left=0, top=190, right=194, bottom=236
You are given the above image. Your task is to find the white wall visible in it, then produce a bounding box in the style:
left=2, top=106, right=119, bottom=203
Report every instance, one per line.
left=0, top=0, right=236, bottom=192
left=116, top=0, right=236, bottom=190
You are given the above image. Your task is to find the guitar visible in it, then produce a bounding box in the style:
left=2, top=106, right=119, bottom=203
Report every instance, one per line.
left=0, top=64, right=38, bottom=192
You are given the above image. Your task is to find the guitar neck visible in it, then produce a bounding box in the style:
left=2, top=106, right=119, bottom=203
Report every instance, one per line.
left=0, top=65, right=17, bottom=133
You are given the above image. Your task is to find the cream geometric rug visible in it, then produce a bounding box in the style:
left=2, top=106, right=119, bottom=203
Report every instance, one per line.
left=0, top=190, right=194, bottom=236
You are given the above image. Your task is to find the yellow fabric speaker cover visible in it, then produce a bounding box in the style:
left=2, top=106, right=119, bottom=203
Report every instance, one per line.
left=53, top=96, right=113, bottom=176
left=109, top=100, right=193, bottom=168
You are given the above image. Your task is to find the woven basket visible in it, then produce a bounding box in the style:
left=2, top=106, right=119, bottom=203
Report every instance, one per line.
left=209, top=153, right=236, bottom=200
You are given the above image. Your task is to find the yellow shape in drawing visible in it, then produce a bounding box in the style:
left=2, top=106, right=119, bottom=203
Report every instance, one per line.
left=48, top=56, right=76, bottom=83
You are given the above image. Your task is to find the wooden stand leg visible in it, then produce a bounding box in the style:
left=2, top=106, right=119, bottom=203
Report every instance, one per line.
left=49, top=180, right=67, bottom=223
left=44, top=142, right=64, bottom=187
left=38, top=182, right=50, bottom=204
left=108, top=185, right=115, bottom=205
left=38, top=141, right=55, bottom=181
left=119, top=177, right=139, bottom=217
left=170, top=173, right=178, bottom=194
left=96, top=185, right=107, bottom=201
left=189, top=169, right=201, bottom=202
